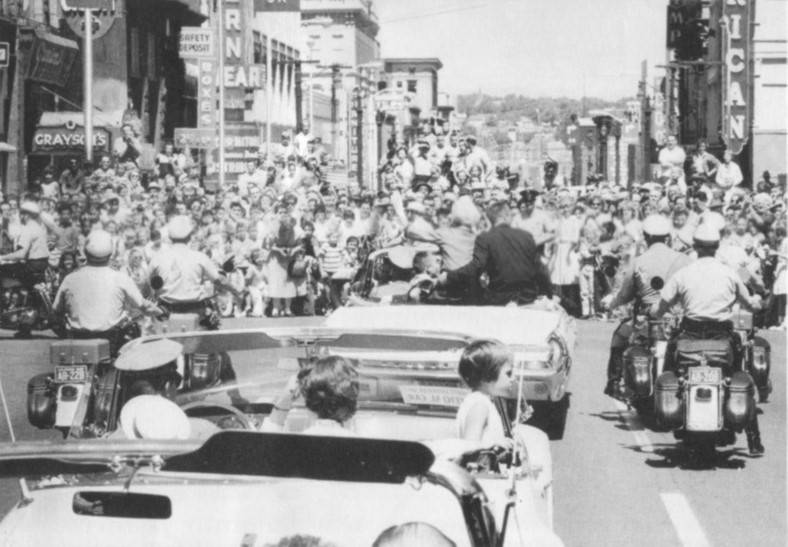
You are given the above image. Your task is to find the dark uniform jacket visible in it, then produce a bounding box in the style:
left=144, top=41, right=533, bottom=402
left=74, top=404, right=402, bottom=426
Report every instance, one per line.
left=447, top=224, right=552, bottom=305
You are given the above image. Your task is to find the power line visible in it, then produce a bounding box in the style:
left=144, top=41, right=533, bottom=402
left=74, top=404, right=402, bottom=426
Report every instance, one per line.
left=379, top=1, right=517, bottom=24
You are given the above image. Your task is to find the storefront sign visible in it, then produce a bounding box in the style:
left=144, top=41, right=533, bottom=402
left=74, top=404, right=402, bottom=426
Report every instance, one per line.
left=666, top=0, right=702, bottom=48
left=179, top=27, right=215, bottom=59
left=173, top=127, right=216, bottom=149
left=0, top=42, right=9, bottom=68
left=721, top=0, right=751, bottom=155
left=32, top=125, right=110, bottom=153
left=221, top=1, right=265, bottom=89
left=28, top=31, right=79, bottom=87
left=254, top=0, right=300, bottom=11
left=206, top=123, right=260, bottom=185
left=198, top=59, right=219, bottom=128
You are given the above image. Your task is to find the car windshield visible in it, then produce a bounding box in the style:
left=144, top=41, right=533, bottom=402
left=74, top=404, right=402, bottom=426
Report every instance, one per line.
left=122, top=328, right=471, bottom=430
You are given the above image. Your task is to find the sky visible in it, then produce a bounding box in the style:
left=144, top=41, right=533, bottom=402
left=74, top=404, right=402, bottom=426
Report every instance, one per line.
left=375, top=0, right=668, bottom=100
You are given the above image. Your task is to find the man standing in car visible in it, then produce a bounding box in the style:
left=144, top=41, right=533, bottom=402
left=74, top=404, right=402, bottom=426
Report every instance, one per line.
left=438, top=201, right=552, bottom=306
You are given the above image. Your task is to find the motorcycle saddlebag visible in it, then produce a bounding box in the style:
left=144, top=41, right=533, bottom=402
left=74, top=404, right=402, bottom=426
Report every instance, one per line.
left=674, top=338, right=733, bottom=374
left=623, top=345, right=653, bottom=398
left=655, top=371, right=683, bottom=430
left=27, top=373, right=55, bottom=429
left=725, top=371, right=755, bottom=432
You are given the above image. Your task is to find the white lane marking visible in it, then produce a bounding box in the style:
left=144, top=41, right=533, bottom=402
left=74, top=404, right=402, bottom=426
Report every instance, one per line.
left=612, top=400, right=654, bottom=453
left=660, top=491, right=712, bottom=547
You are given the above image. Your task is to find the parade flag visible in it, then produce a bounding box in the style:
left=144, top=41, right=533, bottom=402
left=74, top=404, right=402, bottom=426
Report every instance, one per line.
left=254, top=0, right=300, bottom=12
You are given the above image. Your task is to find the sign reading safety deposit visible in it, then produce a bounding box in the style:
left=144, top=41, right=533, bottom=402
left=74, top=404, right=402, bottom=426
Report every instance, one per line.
left=179, top=27, right=215, bottom=59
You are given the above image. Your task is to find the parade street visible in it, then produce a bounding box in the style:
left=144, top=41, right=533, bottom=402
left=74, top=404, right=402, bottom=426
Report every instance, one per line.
left=0, top=320, right=784, bottom=547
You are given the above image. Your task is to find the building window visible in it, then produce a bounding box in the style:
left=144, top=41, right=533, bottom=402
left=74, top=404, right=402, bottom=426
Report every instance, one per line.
left=396, top=81, right=402, bottom=88
left=407, top=80, right=417, bottom=93
left=308, top=34, right=321, bottom=40
left=332, top=34, right=344, bottom=39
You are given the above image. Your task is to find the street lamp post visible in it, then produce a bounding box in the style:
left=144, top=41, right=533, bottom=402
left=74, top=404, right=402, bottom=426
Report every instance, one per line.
left=352, top=86, right=364, bottom=187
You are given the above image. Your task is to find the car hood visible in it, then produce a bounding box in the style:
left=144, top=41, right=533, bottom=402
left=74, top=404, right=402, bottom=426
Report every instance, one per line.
left=327, top=305, right=562, bottom=346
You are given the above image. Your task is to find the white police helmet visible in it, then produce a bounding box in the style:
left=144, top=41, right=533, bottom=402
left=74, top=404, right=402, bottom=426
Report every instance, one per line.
left=642, top=214, right=671, bottom=237
left=693, top=223, right=721, bottom=245
left=19, top=201, right=41, bottom=216
left=167, top=215, right=194, bottom=241
left=84, top=230, right=113, bottom=261
left=702, top=212, right=726, bottom=233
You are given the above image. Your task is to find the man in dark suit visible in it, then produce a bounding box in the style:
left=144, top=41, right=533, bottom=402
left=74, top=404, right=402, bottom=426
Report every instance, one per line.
left=438, top=201, right=552, bottom=306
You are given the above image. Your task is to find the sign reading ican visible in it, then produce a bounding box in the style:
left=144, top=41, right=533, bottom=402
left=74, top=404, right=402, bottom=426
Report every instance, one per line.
left=254, top=0, right=301, bottom=12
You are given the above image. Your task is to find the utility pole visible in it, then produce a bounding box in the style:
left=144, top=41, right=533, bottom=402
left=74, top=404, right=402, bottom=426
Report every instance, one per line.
left=82, top=8, right=94, bottom=163
left=216, top=0, right=226, bottom=188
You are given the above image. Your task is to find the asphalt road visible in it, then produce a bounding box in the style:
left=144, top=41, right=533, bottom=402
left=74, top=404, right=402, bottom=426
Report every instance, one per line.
left=0, top=318, right=784, bottom=546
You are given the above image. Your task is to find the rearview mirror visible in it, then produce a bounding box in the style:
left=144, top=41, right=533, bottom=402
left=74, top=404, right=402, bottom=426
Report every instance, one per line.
left=650, top=277, right=664, bottom=291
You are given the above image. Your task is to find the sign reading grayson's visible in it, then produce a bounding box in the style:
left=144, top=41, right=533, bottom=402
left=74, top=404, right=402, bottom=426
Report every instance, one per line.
left=722, top=0, right=752, bottom=155
left=32, top=125, right=110, bottom=153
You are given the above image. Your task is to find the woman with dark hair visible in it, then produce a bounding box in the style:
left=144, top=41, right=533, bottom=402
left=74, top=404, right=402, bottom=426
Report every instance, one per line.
left=263, top=356, right=360, bottom=436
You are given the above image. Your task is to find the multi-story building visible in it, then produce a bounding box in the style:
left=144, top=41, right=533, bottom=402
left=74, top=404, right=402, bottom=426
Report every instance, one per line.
left=663, top=0, right=786, bottom=185
left=380, top=58, right=442, bottom=118
left=0, top=0, right=204, bottom=193
left=300, top=0, right=381, bottom=186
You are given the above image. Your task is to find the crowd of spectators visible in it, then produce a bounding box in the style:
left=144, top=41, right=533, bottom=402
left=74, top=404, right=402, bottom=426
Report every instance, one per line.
left=0, top=122, right=785, bottom=328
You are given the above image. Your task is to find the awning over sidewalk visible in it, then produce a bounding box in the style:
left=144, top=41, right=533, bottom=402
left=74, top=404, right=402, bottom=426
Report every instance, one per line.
left=28, top=29, right=79, bottom=88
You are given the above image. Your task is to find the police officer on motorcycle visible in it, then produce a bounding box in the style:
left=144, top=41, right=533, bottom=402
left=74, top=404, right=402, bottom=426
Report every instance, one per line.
left=149, top=215, right=240, bottom=326
left=601, top=215, right=692, bottom=396
left=0, top=201, right=52, bottom=337
left=651, top=223, right=765, bottom=455
left=149, top=215, right=246, bottom=406
left=53, top=230, right=163, bottom=354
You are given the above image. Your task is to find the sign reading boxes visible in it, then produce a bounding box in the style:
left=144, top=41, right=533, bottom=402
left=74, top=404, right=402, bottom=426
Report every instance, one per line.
left=198, top=59, right=218, bottom=128
left=179, top=27, right=215, bottom=59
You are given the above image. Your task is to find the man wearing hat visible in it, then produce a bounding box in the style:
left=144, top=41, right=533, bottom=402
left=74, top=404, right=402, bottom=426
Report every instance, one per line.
left=600, top=215, right=692, bottom=397
left=651, top=223, right=765, bottom=455
left=53, top=230, right=162, bottom=353
left=113, top=339, right=219, bottom=440
left=149, top=215, right=240, bottom=323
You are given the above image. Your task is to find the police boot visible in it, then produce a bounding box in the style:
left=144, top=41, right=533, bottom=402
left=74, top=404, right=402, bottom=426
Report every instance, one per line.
left=745, top=416, right=765, bottom=456
left=604, top=348, right=624, bottom=397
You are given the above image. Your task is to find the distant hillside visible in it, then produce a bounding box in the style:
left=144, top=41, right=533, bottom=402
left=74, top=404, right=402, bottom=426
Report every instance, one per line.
left=457, top=93, right=633, bottom=124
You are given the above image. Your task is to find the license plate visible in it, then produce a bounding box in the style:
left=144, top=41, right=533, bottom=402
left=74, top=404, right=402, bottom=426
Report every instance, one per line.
left=399, top=385, right=469, bottom=408
left=688, top=366, right=721, bottom=384
left=54, top=364, right=88, bottom=383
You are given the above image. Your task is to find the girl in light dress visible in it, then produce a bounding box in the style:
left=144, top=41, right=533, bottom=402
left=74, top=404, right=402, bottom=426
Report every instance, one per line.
left=455, top=339, right=516, bottom=448
left=245, top=248, right=269, bottom=317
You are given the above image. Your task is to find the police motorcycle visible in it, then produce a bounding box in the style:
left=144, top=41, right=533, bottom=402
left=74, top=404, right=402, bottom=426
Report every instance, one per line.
left=613, top=286, right=677, bottom=417
left=146, top=256, right=245, bottom=407
left=26, top=253, right=243, bottom=438
left=0, top=259, right=61, bottom=335
left=652, top=275, right=758, bottom=462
